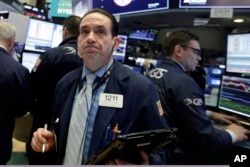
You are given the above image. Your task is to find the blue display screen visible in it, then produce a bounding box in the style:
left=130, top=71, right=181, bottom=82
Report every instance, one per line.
left=92, top=0, right=169, bottom=15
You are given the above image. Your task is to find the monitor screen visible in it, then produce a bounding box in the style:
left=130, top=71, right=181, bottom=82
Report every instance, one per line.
left=72, top=0, right=89, bottom=17
left=204, top=66, right=225, bottom=108
left=123, top=64, right=143, bottom=74
left=218, top=75, right=250, bottom=118
left=25, top=18, right=55, bottom=52
left=21, top=52, right=41, bottom=72
left=51, top=23, right=63, bottom=48
left=92, top=0, right=169, bottom=15
left=226, top=33, right=250, bottom=74
left=113, top=35, right=128, bottom=62
left=23, top=4, right=46, bottom=20
left=129, top=29, right=159, bottom=42
left=179, top=0, right=250, bottom=8
left=135, top=57, right=159, bottom=67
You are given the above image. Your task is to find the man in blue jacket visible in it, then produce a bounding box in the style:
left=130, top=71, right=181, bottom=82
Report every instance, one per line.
left=30, top=9, right=171, bottom=165
left=27, top=15, right=83, bottom=164
left=147, top=30, right=249, bottom=164
left=0, top=21, right=32, bottom=164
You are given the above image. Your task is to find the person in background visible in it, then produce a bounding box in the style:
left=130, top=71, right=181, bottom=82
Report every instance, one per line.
left=31, top=8, right=171, bottom=165
left=0, top=21, right=32, bottom=164
left=147, top=30, right=249, bottom=165
left=27, top=15, right=83, bottom=164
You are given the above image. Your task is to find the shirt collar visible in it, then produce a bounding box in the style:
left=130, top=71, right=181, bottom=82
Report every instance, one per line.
left=170, top=58, right=186, bottom=72
left=0, top=45, right=8, bottom=52
left=82, top=58, right=114, bottom=79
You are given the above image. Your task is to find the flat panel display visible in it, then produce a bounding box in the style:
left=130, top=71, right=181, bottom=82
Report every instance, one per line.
left=226, top=33, right=250, bottom=74
left=129, top=29, right=159, bottom=42
left=23, top=4, right=46, bottom=20
left=25, top=19, right=55, bottom=52
left=204, top=66, right=225, bottom=109
left=21, top=52, right=41, bottom=72
left=92, top=0, right=169, bottom=15
left=218, top=75, right=250, bottom=118
left=179, top=0, right=250, bottom=8
left=49, top=0, right=72, bottom=18
left=72, top=0, right=89, bottom=17
left=25, top=19, right=63, bottom=52
left=113, top=35, right=128, bottom=62
left=51, top=24, right=63, bottom=48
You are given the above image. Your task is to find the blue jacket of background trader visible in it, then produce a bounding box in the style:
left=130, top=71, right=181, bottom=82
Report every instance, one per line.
left=147, top=58, right=232, bottom=164
left=0, top=47, right=32, bottom=164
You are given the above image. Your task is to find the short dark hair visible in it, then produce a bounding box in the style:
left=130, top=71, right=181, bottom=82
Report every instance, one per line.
left=82, top=8, right=118, bottom=37
left=162, top=30, right=199, bottom=57
left=63, top=15, right=81, bottom=36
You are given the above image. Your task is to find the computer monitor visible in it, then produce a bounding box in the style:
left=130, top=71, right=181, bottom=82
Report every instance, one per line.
left=128, top=29, right=159, bottom=42
left=92, top=0, right=169, bottom=15
left=179, top=0, right=250, bottom=8
left=51, top=23, right=63, bottom=48
left=24, top=18, right=54, bottom=52
left=218, top=75, right=250, bottom=119
left=226, top=33, right=250, bottom=74
left=113, top=35, right=128, bottom=62
left=204, top=66, right=225, bottom=109
left=21, top=51, right=41, bottom=72
left=23, top=4, right=46, bottom=20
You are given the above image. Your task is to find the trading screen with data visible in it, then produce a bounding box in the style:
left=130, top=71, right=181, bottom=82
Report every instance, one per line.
left=218, top=75, right=250, bottom=118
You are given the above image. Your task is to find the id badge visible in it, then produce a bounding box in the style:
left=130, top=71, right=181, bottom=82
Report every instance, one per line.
left=99, top=93, right=123, bottom=108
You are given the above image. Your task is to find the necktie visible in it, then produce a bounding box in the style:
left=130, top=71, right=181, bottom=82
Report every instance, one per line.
left=64, top=74, right=96, bottom=165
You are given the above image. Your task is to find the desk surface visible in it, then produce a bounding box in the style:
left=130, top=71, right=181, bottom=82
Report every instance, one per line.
left=234, top=140, right=250, bottom=149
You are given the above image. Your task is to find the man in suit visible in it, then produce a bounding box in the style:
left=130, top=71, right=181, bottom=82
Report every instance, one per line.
left=147, top=30, right=249, bottom=164
left=27, top=15, right=83, bottom=164
left=0, top=21, right=32, bottom=164
left=31, top=9, right=171, bottom=165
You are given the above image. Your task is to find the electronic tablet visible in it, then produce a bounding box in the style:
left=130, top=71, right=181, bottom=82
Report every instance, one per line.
left=86, top=128, right=177, bottom=165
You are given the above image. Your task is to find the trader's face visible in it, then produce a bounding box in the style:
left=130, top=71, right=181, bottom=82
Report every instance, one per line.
left=77, top=12, right=119, bottom=71
left=180, top=40, right=201, bottom=71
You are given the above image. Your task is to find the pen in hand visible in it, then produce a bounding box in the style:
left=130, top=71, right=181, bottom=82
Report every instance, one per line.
left=42, top=124, right=47, bottom=153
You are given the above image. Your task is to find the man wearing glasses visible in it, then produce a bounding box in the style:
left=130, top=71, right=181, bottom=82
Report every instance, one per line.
left=147, top=30, right=248, bottom=165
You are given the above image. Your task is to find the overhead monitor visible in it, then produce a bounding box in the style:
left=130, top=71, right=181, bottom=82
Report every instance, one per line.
left=218, top=75, right=250, bottom=118
left=204, top=66, right=225, bottom=109
left=179, top=0, right=250, bottom=8
left=113, top=35, right=128, bottom=62
left=128, top=29, right=159, bottom=42
left=72, top=0, right=89, bottom=17
left=21, top=51, right=41, bottom=72
left=49, top=0, right=72, bottom=18
left=23, top=4, right=46, bottom=20
left=226, top=33, right=250, bottom=74
left=92, top=0, right=169, bottom=15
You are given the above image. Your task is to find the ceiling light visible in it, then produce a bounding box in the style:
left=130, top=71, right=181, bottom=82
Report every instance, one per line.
left=233, top=18, right=245, bottom=23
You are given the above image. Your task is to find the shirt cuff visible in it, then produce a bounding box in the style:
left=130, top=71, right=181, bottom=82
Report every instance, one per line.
left=206, top=110, right=212, bottom=119
left=225, top=129, right=237, bottom=143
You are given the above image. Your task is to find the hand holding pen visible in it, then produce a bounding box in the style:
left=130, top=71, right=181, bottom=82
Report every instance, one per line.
left=30, top=124, right=56, bottom=153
